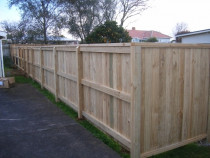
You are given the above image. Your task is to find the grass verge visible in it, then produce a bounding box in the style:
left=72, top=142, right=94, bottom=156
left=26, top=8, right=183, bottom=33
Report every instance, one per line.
left=13, top=74, right=210, bottom=158
left=151, top=143, right=210, bottom=158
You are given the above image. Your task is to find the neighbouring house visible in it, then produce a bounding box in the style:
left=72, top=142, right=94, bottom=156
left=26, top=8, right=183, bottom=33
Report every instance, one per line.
left=128, top=27, right=171, bottom=43
left=0, top=31, right=7, bottom=77
left=47, top=36, right=79, bottom=45
left=13, top=35, right=79, bottom=44
left=35, top=36, right=79, bottom=44
left=175, top=29, right=210, bottom=44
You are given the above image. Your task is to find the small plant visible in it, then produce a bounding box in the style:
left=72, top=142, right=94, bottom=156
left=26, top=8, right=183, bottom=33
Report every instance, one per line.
left=85, top=21, right=131, bottom=44
left=146, top=37, right=158, bottom=42
left=3, top=56, right=13, bottom=68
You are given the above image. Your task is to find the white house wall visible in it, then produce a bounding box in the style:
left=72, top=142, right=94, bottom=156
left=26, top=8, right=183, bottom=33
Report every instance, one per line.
left=182, top=33, right=210, bottom=44
left=158, top=38, right=170, bottom=43
left=132, top=38, right=170, bottom=43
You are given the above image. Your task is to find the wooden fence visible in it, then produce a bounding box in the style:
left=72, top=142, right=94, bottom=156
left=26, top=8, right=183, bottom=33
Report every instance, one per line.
left=10, top=43, right=210, bottom=158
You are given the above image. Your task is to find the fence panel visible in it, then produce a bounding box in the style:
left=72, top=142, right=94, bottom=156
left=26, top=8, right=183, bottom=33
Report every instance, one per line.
left=56, top=46, right=78, bottom=110
left=10, top=43, right=210, bottom=158
left=80, top=44, right=131, bottom=147
left=135, top=44, right=210, bottom=157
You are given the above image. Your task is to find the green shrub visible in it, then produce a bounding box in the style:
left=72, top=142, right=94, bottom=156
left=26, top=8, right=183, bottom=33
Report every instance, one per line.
left=3, top=56, right=13, bottom=68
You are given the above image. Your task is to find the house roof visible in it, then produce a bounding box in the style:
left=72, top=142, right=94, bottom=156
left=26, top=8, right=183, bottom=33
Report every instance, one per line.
left=175, top=29, right=210, bottom=38
left=127, top=28, right=171, bottom=39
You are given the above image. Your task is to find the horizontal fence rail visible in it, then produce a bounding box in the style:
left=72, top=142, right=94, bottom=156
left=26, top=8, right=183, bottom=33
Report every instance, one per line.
left=10, top=43, right=210, bottom=158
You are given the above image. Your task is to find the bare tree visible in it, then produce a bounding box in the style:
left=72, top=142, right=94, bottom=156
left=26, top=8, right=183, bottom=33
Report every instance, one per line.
left=1, top=21, right=26, bottom=43
left=173, top=22, right=189, bottom=36
left=1, top=20, right=47, bottom=44
left=8, top=0, right=63, bottom=44
left=116, top=0, right=149, bottom=27
left=98, top=0, right=117, bottom=22
left=59, top=0, right=148, bottom=41
left=59, top=0, right=116, bottom=43
left=173, top=22, right=190, bottom=43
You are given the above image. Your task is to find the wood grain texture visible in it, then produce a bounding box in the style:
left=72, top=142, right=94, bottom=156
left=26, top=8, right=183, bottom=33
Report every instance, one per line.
left=207, top=50, right=210, bottom=143
left=53, top=47, right=59, bottom=101
left=76, top=46, right=84, bottom=118
left=139, top=47, right=210, bottom=156
left=39, top=48, right=44, bottom=89
left=10, top=44, right=210, bottom=158
left=130, top=46, right=142, bottom=158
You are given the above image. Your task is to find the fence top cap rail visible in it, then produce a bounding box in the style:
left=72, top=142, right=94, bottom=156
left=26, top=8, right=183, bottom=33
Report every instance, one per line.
left=11, top=45, right=78, bottom=51
left=40, top=45, right=78, bottom=48
left=11, top=44, right=77, bottom=47
left=12, top=42, right=210, bottom=49
left=80, top=43, right=131, bottom=47
left=131, top=42, right=210, bottom=48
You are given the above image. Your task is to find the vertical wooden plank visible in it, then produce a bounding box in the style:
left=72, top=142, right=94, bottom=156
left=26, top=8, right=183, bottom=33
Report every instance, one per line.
left=14, top=47, right=17, bottom=65
left=22, top=48, right=24, bottom=68
left=144, top=48, right=152, bottom=151
left=31, top=48, right=35, bottom=80
left=53, top=47, right=59, bottom=102
left=19, top=48, right=21, bottom=68
left=140, top=48, right=145, bottom=153
left=16, top=46, right=18, bottom=66
left=130, top=45, right=142, bottom=158
left=18, top=48, right=20, bottom=68
left=109, top=53, right=114, bottom=128
left=23, top=48, right=27, bottom=74
left=40, top=48, right=44, bottom=88
left=207, top=51, right=210, bottom=143
left=27, top=48, right=30, bottom=75
left=199, top=49, right=209, bottom=135
left=157, top=48, right=166, bottom=147
left=76, top=46, right=83, bottom=118
left=20, top=47, right=22, bottom=68
left=20, top=48, right=22, bottom=69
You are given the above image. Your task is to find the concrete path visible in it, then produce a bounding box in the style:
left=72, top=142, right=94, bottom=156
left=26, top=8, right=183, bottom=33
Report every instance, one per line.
left=0, top=84, right=121, bottom=158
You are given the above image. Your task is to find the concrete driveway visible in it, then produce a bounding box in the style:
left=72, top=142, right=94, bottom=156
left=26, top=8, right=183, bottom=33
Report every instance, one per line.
left=0, top=83, right=121, bottom=158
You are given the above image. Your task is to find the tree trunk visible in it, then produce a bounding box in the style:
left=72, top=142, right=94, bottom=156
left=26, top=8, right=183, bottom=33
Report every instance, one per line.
left=43, top=18, right=47, bottom=44
left=41, top=1, right=47, bottom=44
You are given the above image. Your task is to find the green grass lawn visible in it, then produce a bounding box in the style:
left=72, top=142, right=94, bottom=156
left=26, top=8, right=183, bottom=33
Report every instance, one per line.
left=4, top=65, right=210, bottom=158
left=151, top=143, right=210, bottom=158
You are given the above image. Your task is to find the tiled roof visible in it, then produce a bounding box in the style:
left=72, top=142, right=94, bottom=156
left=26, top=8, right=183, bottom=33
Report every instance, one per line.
left=127, top=29, right=171, bottom=39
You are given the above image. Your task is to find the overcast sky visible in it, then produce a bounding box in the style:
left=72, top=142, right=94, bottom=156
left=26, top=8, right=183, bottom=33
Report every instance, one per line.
left=0, top=0, right=210, bottom=39
left=126, top=0, right=210, bottom=38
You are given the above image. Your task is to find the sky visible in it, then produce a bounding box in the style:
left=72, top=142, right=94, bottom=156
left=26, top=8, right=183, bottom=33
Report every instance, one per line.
left=0, top=0, right=210, bottom=39
left=125, top=0, right=210, bottom=38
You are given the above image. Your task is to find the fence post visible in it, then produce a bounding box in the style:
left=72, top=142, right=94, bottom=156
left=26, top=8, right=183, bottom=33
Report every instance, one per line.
left=76, top=46, right=83, bottom=119
left=53, top=47, right=59, bottom=102
left=23, top=48, right=27, bottom=74
left=14, top=46, right=17, bottom=65
left=130, top=44, right=142, bottom=158
left=27, top=48, right=30, bottom=75
left=18, top=47, right=20, bottom=68
left=21, top=48, right=23, bottom=69
left=207, top=53, right=210, bottom=143
left=40, top=48, right=44, bottom=89
left=31, top=48, right=35, bottom=80
left=10, top=45, right=14, bottom=63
